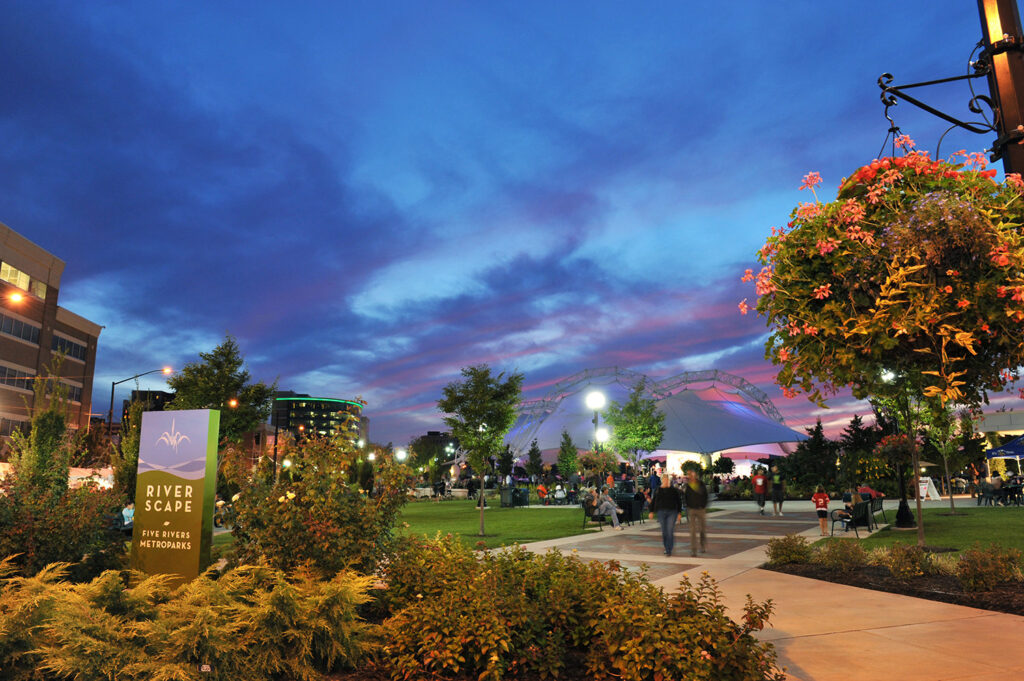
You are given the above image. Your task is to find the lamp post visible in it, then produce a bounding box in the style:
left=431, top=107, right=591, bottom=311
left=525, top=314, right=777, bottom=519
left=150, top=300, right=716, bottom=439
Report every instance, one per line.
left=585, top=390, right=606, bottom=452
left=108, top=367, right=172, bottom=437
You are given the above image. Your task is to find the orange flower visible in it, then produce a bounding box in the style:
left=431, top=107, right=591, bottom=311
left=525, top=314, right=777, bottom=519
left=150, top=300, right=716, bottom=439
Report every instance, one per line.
left=738, top=298, right=750, bottom=315
left=800, top=171, right=823, bottom=191
left=812, top=283, right=832, bottom=300
left=956, top=299, right=970, bottom=309
left=741, top=268, right=754, bottom=282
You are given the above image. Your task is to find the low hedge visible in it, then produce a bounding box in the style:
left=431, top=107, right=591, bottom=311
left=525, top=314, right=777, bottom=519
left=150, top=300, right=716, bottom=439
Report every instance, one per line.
left=381, top=535, right=784, bottom=681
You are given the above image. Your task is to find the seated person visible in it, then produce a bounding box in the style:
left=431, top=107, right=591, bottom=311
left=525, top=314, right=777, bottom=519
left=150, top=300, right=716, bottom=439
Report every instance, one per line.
left=552, top=484, right=567, bottom=503
left=567, top=484, right=579, bottom=505
left=594, top=487, right=624, bottom=530
left=537, top=483, right=549, bottom=504
left=857, top=483, right=884, bottom=500
left=121, top=501, right=135, bottom=533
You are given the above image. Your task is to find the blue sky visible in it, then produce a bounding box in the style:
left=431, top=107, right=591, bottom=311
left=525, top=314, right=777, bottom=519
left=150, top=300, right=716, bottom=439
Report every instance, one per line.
left=1, top=1, right=1006, bottom=444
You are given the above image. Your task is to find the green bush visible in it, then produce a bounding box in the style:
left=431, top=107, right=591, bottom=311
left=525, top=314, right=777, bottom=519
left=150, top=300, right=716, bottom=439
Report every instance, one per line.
left=0, top=481, right=123, bottom=581
left=382, top=537, right=784, bottom=681
left=765, top=534, right=812, bottom=566
left=230, top=435, right=411, bottom=576
left=882, top=544, right=934, bottom=581
left=956, top=543, right=1023, bottom=591
left=813, top=539, right=868, bottom=572
left=0, top=559, right=375, bottom=681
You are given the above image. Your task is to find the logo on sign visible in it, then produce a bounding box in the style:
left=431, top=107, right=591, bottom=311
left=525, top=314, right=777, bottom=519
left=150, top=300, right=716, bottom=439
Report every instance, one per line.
left=156, top=418, right=192, bottom=452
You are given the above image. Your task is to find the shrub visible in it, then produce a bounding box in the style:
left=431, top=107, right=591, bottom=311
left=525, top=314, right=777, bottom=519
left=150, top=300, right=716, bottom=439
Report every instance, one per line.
left=0, top=480, right=123, bottom=581
left=230, top=435, right=411, bottom=576
left=381, top=537, right=784, bottom=681
left=882, top=544, right=934, bottom=581
left=0, top=560, right=375, bottom=681
left=813, top=539, right=868, bottom=572
left=956, top=543, right=1024, bottom=591
left=765, top=534, right=812, bottom=566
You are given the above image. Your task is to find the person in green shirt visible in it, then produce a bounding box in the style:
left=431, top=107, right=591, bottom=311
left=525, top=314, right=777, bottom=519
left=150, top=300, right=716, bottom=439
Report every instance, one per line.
left=683, top=470, right=708, bottom=557
left=770, top=464, right=785, bottom=516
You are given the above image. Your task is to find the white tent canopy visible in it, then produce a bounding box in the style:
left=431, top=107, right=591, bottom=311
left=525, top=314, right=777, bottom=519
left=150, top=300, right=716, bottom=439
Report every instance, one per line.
left=505, top=367, right=807, bottom=460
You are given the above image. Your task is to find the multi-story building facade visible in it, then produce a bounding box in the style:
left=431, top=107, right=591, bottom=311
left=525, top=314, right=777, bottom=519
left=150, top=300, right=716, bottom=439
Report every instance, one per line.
left=271, top=391, right=368, bottom=444
left=0, top=223, right=101, bottom=437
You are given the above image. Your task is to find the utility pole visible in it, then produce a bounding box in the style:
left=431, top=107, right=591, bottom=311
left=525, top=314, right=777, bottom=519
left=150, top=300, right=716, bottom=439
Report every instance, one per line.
left=979, top=0, right=1024, bottom=173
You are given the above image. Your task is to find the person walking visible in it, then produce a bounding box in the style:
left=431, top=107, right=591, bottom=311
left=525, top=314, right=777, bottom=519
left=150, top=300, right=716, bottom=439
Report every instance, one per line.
left=770, top=464, right=785, bottom=516
left=683, top=469, right=708, bottom=556
left=751, top=467, right=768, bottom=515
left=648, top=474, right=683, bottom=556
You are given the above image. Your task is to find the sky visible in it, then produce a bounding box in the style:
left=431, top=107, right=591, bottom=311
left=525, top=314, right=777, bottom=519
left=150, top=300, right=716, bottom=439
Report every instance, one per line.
left=1, top=1, right=1013, bottom=446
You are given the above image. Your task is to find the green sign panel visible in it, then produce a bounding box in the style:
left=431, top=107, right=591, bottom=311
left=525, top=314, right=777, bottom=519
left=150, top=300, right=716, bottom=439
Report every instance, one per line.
left=130, top=409, right=219, bottom=585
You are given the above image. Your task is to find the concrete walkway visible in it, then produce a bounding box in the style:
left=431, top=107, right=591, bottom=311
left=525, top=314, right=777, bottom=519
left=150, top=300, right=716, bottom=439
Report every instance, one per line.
left=519, top=500, right=1024, bottom=681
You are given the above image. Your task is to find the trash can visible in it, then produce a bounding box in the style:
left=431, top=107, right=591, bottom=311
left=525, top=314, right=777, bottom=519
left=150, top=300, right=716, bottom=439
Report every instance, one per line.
left=500, top=488, right=514, bottom=508
left=514, top=487, right=530, bottom=507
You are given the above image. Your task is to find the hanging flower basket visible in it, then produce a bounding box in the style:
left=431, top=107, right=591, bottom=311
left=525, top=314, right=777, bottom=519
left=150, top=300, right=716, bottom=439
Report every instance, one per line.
left=743, top=139, right=1024, bottom=408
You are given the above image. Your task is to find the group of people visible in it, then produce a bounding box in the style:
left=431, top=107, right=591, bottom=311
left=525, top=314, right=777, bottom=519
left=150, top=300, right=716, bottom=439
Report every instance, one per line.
left=647, top=469, right=708, bottom=557
left=750, top=465, right=786, bottom=516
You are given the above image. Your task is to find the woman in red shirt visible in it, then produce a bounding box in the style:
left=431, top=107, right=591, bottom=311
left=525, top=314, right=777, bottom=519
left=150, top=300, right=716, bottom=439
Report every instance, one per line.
left=811, top=485, right=831, bottom=536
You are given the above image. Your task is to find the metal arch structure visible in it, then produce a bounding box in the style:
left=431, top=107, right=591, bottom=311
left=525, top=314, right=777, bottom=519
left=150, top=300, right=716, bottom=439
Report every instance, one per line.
left=654, top=369, right=785, bottom=425
left=508, top=367, right=660, bottom=455
left=507, top=366, right=788, bottom=455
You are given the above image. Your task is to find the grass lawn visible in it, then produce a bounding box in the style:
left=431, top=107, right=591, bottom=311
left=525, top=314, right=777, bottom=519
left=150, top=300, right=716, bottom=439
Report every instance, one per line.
left=857, top=505, right=1024, bottom=553
left=212, top=531, right=235, bottom=548
left=398, top=499, right=597, bottom=549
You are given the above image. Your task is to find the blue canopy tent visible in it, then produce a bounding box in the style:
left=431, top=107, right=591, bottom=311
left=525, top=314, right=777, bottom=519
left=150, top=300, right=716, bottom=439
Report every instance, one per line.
left=986, top=435, right=1024, bottom=473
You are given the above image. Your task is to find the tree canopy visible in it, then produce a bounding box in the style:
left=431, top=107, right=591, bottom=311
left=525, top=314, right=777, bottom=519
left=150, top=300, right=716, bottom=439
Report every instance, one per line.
left=166, top=335, right=275, bottom=444
left=601, top=379, right=665, bottom=468
left=556, top=430, right=579, bottom=480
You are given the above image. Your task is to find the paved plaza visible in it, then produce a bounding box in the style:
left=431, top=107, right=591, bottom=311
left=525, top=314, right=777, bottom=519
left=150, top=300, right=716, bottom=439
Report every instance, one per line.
left=520, top=501, right=1024, bottom=681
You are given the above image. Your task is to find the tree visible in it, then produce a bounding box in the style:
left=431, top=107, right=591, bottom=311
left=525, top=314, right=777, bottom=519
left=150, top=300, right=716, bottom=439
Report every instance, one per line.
left=779, top=420, right=838, bottom=491
left=748, top=148, right=1024, bottom=546
left=712, top=455, right=735, bottom=476
left=166, top=335, right=275, bottom=444
left=556, top=430, right=579, bottom=481
left=525, top=439, right=544, bottom=479
left=111, top=400, right=145, bottom=502
left=496, top=444, right=515, bottom=480
left=407, top=434, right=449, bottom=474
left=602, top=379, right=665, bottom=469
left=922, top=407, right=979, bottom=513
left=438, top=365, right=523, bottom=536
left=837, top=414, right=889, bottom=494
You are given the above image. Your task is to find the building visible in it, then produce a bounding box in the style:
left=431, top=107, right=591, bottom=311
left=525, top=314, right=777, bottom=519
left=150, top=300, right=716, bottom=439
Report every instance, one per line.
left=0, top=223, right=101, bottom=437
left=271, top=391, right=368, bottom=444
left=121, top=389, right=175, bottom=423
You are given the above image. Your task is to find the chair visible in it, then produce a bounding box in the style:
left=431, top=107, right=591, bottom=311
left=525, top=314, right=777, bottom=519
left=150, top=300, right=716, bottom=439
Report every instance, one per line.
left=829, top=509, right=858, bottom=538
left=582, top=501, right=607, bottom=530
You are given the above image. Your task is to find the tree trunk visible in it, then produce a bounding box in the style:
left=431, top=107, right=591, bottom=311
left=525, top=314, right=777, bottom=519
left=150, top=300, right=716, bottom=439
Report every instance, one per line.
left=912, top=448, right=925, bottom=548
left=478, top=471, right=486, bottom=536
left=943, top=456, right=956, bottom=514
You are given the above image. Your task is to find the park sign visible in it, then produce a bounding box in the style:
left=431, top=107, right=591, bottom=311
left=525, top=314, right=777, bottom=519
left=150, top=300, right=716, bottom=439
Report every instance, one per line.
left=130, top=409, right=219, bottom=585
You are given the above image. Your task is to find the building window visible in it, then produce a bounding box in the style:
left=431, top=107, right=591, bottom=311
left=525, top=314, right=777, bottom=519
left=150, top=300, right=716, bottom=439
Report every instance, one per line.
left=65, top=383, right=82, bottom=403
left=0, top=313, right=40, bottom=344
left=0, top=417, right=27, bottom=437
left=29, top=280, right=46, bottom=299
left=0, top=263, right=30, bottom=291
left=0, top=364, right=34, bottom=390
left=52, top=336, right=88, bottom=361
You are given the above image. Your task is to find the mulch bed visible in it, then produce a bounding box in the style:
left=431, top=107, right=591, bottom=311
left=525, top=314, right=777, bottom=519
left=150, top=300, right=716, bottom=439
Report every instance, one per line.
left=768, top=563, right=1024, bottom=616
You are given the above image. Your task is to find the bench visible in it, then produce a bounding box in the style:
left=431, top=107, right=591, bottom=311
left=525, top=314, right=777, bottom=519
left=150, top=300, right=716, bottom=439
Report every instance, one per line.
left=582, top=502, right=608, bottom=530
left=869, top=497, right=886, bottom=528
left=830, top=501, right=871, bottom=538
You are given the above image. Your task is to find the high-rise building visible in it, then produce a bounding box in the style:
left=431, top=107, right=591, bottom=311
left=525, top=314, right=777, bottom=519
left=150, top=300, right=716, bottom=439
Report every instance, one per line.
left=0, top=223, right=101, bottom=437
left=271, top=391, right=368, bottom=444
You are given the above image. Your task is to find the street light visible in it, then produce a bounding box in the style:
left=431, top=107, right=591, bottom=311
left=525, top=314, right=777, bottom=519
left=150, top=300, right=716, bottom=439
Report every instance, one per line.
left=395, top=448, right=407, bottom=462
left=585, top=390, right=606, bottom=451
left=108, top=367, right=173, bottom=436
